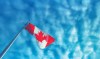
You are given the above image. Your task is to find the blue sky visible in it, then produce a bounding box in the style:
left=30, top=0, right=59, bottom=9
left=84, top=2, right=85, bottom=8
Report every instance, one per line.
left=0, top=0, right=100, bottom=59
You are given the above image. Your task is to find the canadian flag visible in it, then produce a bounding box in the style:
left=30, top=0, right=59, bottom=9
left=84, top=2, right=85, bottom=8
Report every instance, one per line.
left=25, top=23, right=55, bottom=49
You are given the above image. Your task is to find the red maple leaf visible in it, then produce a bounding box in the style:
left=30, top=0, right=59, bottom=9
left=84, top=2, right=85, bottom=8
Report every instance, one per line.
left=35, top=31, right=46, bottom=42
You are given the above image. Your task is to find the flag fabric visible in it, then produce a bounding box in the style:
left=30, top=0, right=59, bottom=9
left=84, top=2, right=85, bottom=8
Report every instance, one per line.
left=25, top=23, right=55, bottom=49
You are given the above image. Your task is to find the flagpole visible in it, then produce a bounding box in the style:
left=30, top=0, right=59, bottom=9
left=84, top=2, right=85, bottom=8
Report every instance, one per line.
left=0, top=21, right=29, bottom=59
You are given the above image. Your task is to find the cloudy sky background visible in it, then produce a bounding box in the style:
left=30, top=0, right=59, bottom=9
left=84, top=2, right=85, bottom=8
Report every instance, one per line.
left=0, top=0, right=100, bottom=59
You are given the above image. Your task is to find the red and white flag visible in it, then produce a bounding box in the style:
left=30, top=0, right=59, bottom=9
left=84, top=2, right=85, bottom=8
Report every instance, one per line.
left=25, top=23, right=55, bottom=49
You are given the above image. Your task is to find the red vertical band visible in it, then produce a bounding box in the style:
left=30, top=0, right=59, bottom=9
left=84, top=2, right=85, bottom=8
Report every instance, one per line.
left=25, top=23, right=35, bottom=34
